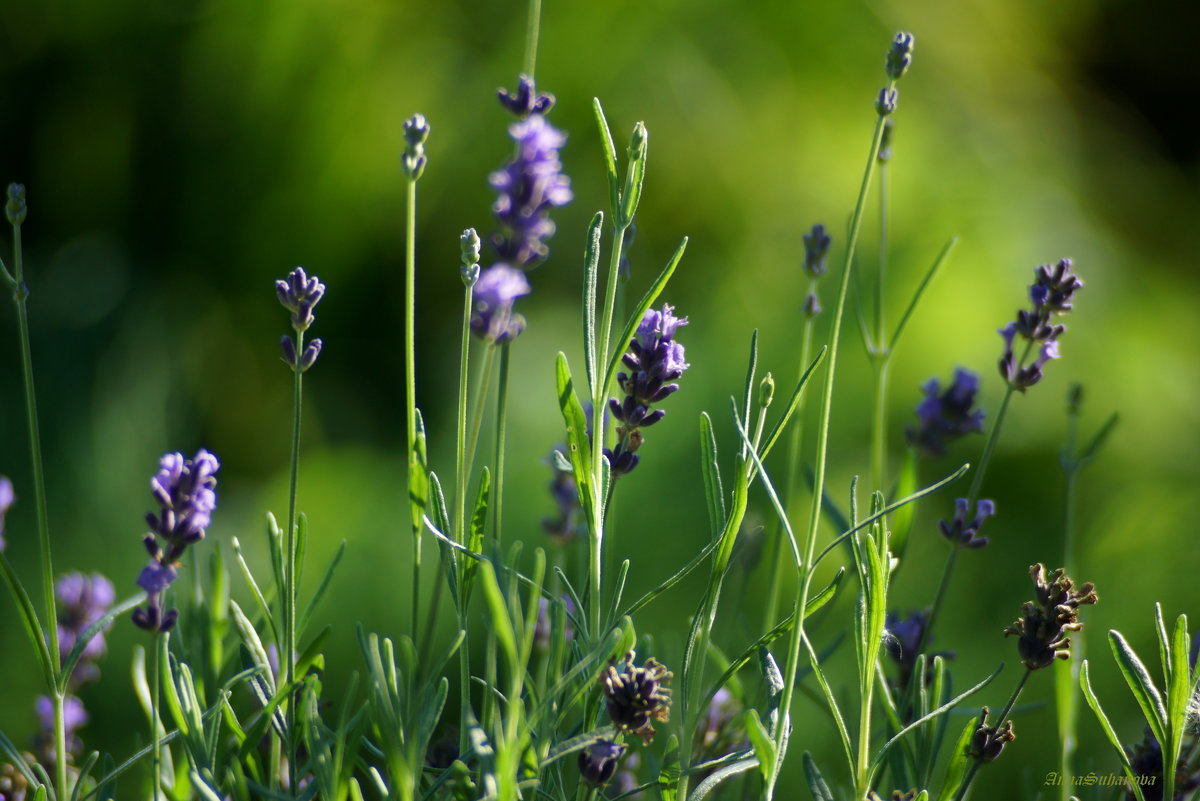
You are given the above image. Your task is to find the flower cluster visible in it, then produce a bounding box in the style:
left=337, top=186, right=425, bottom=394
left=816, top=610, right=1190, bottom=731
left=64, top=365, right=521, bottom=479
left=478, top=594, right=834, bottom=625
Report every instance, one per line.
left=967, top=707, right=1015, bottom=764
left=541, top=448, right=581, bottom=542
left=939, top=498, right=996, bottom=549
left=33, top=695, right=87, bottom=767
left=277, top=267, right=325, bottom=371
left=998, top=258, right=1082, bottom=391
left=876, top=31, right=915, bottom=116
left=401, top=113, right=430, bottom=181
left=1124, top=728, right=1200, bottom=801
left=607, top=305, right=690, bottom=475
left=578, top=740, right=626, bottom=787
left=802, top=222, right=831, bottom=319
left=0, top=475, right=13, bottom=550
left=1003, top=563, right=1097, bottom=670
left=489, top=113, right=572, bottom=269
left=55, top=572, right=115, bottom=687
left=906, top=368, right=985, bottom=458
left=599, top=651, right=673, bottom=744
left=470, top=264, right=530, bottom=343
left=133, top=449, right=220, bottom=632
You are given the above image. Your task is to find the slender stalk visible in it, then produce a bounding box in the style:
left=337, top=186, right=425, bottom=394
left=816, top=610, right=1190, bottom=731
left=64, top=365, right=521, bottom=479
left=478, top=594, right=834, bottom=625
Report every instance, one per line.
left=282, top=328, right=304, bottom=792
left=464, top=344, right=499, bottom=482
left=955, top=669, right=1031, bottom=801
left=769, top=91, right=894, bottom=800
left=522, top=0, right=543, bottom=79
left=876, top=159, right=888, bottom=350
left=150, top=632, right=164, bottom=801
left=493, top=343, right=511, bottom=546
left=454, top=280, right=474, bottom=748
left=6, top=217, right=64, bottom=798
left=870, top=357, right=891, bottom=494
left=764, top=281, right=817, bottom=629
left=1057, top=398, right=1081, bottom=800
left=589, top=222, right=628, bottom=636
left=404, top=178, right=422, bottom=642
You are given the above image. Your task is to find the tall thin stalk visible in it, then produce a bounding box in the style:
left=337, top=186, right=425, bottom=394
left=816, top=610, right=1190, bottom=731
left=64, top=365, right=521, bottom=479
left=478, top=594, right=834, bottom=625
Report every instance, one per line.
left=282, top=326, right=304, bottom=791
left=404, top=177, right=422, bottom=643
left=769, top=83, right=896, bottom=800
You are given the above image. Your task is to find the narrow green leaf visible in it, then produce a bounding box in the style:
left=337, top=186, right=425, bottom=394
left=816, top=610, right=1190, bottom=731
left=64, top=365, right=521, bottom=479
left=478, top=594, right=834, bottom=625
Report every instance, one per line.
left=0, top=552, right=54, bottom=684
left=230, top=536, right=279, bottom=650
left=554, top=352, right=594, bottom=521
left=479, top=562, right=518, bottom=674
left=1166, top=614, right=1191, bottom=800
left=409, top=407, right=430, bottom=531
left=602, top=237, right=688, bottom=389
left=1077, top=411, right=1119, bottom=463
left=802, top=752, right=835, bottom=801
left=619, top=122, right=647, bottom=227
left=461, top=466, right=491, bottom=602
left=890, top=236, right=957, bottom=349
left=583, top=212, right=604, bottom=392
left=687, top=755, right=758, bottom=801
left=935, top=718, right=977, bottom=801
left=744, top=709, right=775, bottom=784
left=1079, top=660, right=1148, bottom=801
left=230, top=601, right=276, bottom=696
left=657, top=735, right=681, bottom=801
left=296, top=625, right=331, bottom=679
left=739, top=331, right=759, bottom=459
left=57, top=591, right=145, bottom=693
left=1109, top=629, right=1168, bottom=746
left=592, top=98, right=621, bottom=215
left=699, top=412, right=725, bottom=538
left=1156, top=603, right=1172, bottom=687
left=298, top=540, right=346, bottom=634
left=541, top=726, right=617, bottom=766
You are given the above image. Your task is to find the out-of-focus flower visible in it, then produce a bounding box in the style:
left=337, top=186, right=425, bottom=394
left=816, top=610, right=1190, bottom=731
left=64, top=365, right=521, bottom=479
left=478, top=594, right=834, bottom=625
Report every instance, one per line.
left=802, top=223, right=832, bottom=279
left=490, top=114, right=572, bottom=268
left=534, top=596, right=575, bottom=652
left=470, top=265, right=530, bottom=343
left=967, top=707, right=1015, bottom=764
left=1124, top=727, right=1200, bottom=800
left=884, top=609, right=954, bottom=698
left=34, top=695, right=87, bottom=765
left=578, top=740, right=626, bottom=787
left=939, top=498, right=996, bottom=549
left=0, top=476, right=13, bottom=551
left=497, top=74, right=555, bottom=119
left=55, top=572, right=115, bottom=686
left=907, top=368, right=985, bottom=458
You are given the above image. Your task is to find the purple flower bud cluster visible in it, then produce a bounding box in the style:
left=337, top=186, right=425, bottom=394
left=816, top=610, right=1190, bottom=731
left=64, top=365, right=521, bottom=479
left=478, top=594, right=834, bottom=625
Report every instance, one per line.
left=939, top=498, right=995, bottom=549
left=802, top=223, right=832, bottom=278
left=607, top=305, right=690, bottom=475
left=33, top=694, right=88, bottom=767
left=599, top=651, right=673, bottom=745
left=489, top=114, right=573, bottom=269
left=578, top=740, right=626, bottom=787
left=133, top=449, right=220, bottom=632
left=497, top=74, right=555, bottom=119
left=906, top=368, right=985, bottom=458
left=884, top=609, right=954, bottom=697
left=401, top=113, right=430, bottom=181
left=277, top=267, right=326, bottom=372
left=1003, top=563, right=1097, bottom=670
left=998, top=258, right=1081, bottom=392
left=967, top=707, right=1015, bottom=764
left=0, top=475, right=13, bottom=550
left=5, top=183, right=26, bottom=226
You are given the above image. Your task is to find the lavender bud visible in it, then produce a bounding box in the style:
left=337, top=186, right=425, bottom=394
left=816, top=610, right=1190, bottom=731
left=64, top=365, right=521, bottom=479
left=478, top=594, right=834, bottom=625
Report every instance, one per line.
left=938, top=498, right=995, bottom=549
left=276, top=267, right=326, bottom=332
left=967, top=707, right=1015, bottom=763
left=907, top=368, right=985, bottom=458
left=802, top=223, right=832, bottom=278
left=5, top=183, right=26, bottom=226
left=298, top=338, right=323, bottom=371
left=578, top=740, right=626, bottom=786
left=803, top=292, right=822, bottom=319
left=886, top=32, right=915, bottom=80
left=758, top=372, right=775, bottom=410
left=1067, top=382, right=1084, bottom=416
left=876, top=88, right=898, bottom=116
left=280, top=335, right=297, bottom=368
left=461, top=261, right=480, bottom=286
left=497, top=74, right=555, bottom=118
left=402, top=113, right=430, bottom=180
left=460, top=228, right=481, bottom=266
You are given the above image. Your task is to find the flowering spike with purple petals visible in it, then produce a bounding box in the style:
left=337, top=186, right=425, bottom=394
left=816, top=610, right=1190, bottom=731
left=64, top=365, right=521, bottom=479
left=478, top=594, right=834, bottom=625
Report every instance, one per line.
left=276, top=266, right=326, bottom=334
left=55, top=572, right=115, bottom=687
left=134, top=449, right=219, bottom=633
left=907, top=368, right=986, bottom=458
left=938, top=498, right=995, bottom=549
left=489, top=114, right=573, bottom=267
left=607, top=304, right=690, bottom=475
left=998, top=258, right=1080, bottom=392
left=803, top=223, right=832, bottom=278
left=470, top=265, right=530, bottom=343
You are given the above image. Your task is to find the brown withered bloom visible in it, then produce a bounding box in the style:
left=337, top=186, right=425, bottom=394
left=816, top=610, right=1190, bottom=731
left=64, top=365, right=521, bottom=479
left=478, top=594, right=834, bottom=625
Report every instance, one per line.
left=1003, top=563, right=1097, bottom=670
left=599, top=651, right=673, bottom=744
left=967, top=707, right=1015, bottom=763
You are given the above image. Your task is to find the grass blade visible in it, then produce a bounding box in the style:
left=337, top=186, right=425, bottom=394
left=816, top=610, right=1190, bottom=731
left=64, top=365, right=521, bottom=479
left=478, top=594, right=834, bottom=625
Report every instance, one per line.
left=602, top=237, right=688, bottom=389
left=1108, top=629, right=1168, bottom=747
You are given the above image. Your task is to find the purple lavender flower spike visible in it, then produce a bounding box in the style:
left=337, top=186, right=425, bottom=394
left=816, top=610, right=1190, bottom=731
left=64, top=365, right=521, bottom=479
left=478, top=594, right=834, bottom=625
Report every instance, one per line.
left=34, top=694, right=87, bottom=763
left=0, top=475, right=13, bottom=550
left=490, top=114, right=572, bottom=267
left=802, top=223, right=832, bottom=278
left=998, top=259, right=1080, bottom=391
left=276, top=267, right=326, bottom=333
left=55, top=572, right=115, bottom=683
left=607, top=304, right=690, bottom=475
left=939, top=498, right=995, bottom=549
left=906, top=368, right=985, bottom=458
left=471, top=264, right=530, bottom=343
left=497, top=74, right=555, bottom=119
left=136, top=449, right=219, bottom=633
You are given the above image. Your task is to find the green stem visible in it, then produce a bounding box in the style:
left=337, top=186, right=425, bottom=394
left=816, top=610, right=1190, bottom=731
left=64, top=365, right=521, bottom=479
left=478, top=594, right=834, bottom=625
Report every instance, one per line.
left=522, top=0, right=543, bottom=79
left=282, top=329, right=304, bottom=793
left=955, top=669, right=1031, bottom=801
left=764, top=286, right=817, bottom=630
left=405, top=178, right=421, bottom=643
left=769, top=90, right=895, bottom=800
left=464, top=344, right=499, bottom=484
left=1058, top=404, right=1081, bottom=801
left=493, top=343, right=511, bottom=547
left=876, top=161, right=888, bottom=349
left=454, top=281, right=473, bottom=752
left=870, top=356, right=891, bottom=494
left=589, top=223, right=628, bottom=637
left=150, top=632, right=163, bottom=801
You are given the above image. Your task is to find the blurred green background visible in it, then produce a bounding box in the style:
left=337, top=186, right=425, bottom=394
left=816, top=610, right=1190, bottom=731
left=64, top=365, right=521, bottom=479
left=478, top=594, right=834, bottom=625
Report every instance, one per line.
left=2, top=0, right=1198, bottom=796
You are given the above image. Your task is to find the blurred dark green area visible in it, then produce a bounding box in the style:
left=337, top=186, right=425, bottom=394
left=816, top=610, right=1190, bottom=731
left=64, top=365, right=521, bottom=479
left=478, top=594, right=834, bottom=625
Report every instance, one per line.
left=1, top=0, right=1197, bottom=796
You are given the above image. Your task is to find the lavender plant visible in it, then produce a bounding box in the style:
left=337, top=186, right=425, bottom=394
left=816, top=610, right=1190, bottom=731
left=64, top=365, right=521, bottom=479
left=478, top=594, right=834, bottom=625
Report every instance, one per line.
left=2, top=7, right=1189, bottom=801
